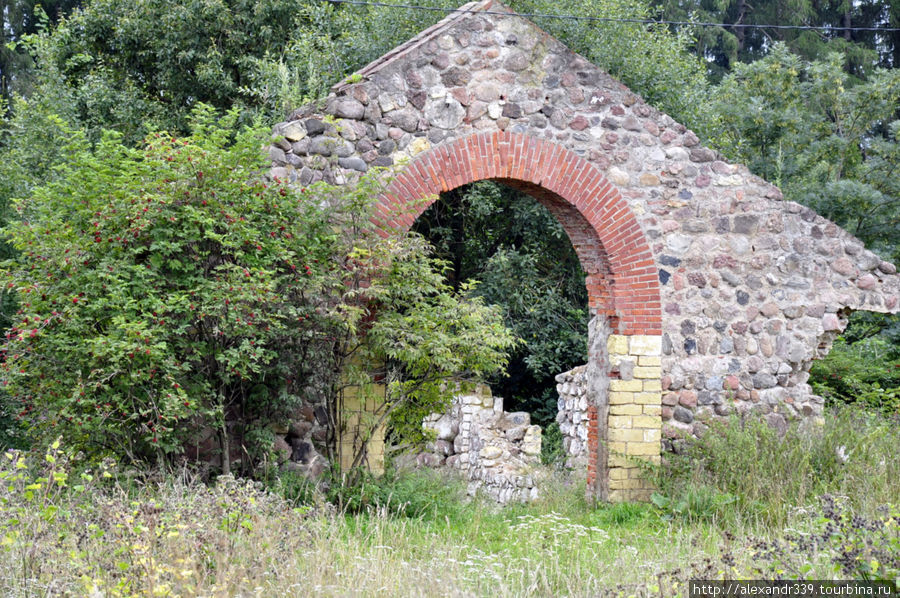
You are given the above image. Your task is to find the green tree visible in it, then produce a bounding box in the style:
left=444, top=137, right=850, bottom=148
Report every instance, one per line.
left=414, top=182, right=588, bottom=424
left=9, top=0, right=456, bottom=142
left=11, top=0, right=710, bottom=141
left=710, top=45, right=900, bottom=405
left=650, top=0, right=883, bottom=80
left=856, top=0, right=900, bottom=69
left=0, top=0, right=81, bottom=102
left=0, top=105, right=515, bottom=469
left=711, top=45, right=900, bottom=261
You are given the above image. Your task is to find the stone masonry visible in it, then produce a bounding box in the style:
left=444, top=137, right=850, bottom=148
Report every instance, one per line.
left=270, top=0, right=900, bottom=500
left=555, top=335, right=662, bottom=501
left=554, top=365, right=589, bottom=470
left=418, top=384, right=542, bottom=503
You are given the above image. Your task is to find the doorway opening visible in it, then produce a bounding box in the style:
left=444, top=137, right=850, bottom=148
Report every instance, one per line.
left=412, top=181, right=591, bottom=464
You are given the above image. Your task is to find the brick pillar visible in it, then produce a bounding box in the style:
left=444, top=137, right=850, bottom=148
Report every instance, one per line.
left=605, top=334, right=662, bottom=502
left=337, top=382, right=387, bottom=474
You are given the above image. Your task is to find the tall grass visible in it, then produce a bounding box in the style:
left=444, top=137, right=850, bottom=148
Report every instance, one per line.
left=654, top=407, right=900, bottom=528
left=0, top=446, right=733, bottom=596
left=1, top=407, right=896, bottom=596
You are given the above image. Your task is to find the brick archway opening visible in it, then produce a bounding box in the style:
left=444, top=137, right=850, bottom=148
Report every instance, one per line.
left=379, top=131, right=663, bottom=501
left=379, top=131, right=661, bottom=336
left=413, top=179, right=590, bottom=416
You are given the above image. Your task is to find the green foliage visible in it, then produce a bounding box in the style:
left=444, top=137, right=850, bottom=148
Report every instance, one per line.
left=0, top=51, right=90, bottom=449
left=650, top=486, right=736, bottom=522
left=649, top=0, right=885, bottom=80
left=748, top=496, right=900, bottom=581
left=324, top=467, right=467, bottom=519
left=711, top=45, right=900, bottom=262
left=0, top=0, right=82, bottom=102
left=539, top=421, right=566, bottom=467
left=24, top=0, right=311, bottom=140
left=10, top=0, right=457, bottom=141
left=0, top=440, right=112, bottom=583
left=0, top=104, right=515, bottom=471
left=656, top=409, right=900, bottom=528
left=0, top=105, right=329, bottom=464
left=267, top=467, right=320, bottom=507
left=359, top=238, right=519, bottom=451
left=413, top=182, right=587, bottom=424
left=810, top=335, right=900, bottom=416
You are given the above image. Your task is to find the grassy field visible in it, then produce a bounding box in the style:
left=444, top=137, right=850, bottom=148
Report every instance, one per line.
left=1, top=409, right=897, bottom=597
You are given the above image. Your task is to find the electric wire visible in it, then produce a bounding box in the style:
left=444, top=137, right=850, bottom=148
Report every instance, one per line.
left=321, top=0, right=900, bottom=33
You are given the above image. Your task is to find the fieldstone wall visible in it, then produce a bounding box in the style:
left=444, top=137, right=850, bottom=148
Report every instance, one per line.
left=189, top=395, right=332, bottom=477
left=268, top=0, right=900, bottom=499
left=418, top=384, right=542, bottom=503
left=554, top=365, right=589, bottom=470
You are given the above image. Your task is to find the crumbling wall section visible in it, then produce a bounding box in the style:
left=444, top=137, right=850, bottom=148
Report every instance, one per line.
left=419, top=384, right=542, bottom=503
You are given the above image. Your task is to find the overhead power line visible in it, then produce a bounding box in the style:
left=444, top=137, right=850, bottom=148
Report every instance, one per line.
left=322, top=0, right=900, bottom=33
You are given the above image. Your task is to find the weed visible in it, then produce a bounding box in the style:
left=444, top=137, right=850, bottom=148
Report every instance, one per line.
left=654, top=407, right=899, bottom=528
left=747, top=495, right=900, bottom=581
left=540, top=421, right=567, bottom=468
left=1, top=409, right=896, bottom=596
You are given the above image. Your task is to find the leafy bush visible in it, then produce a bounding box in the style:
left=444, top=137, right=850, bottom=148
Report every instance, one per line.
left=650, top=486, right=736, bottom=523
left=0, top=106, right=344, bottom=466
left=810, top=334, right=900, bottom=416
left=0, top=105, right=516, bottom=472
left=3, top=107, right=300, bottom=463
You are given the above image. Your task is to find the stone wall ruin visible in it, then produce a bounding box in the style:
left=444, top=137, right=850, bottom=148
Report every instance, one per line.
left=269, top=0, right=900, bottom=500
left=417, top=383, right=543, bottom=503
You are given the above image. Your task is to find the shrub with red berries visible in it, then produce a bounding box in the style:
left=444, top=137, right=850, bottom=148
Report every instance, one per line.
left=0, top=105, right=515, bottom=472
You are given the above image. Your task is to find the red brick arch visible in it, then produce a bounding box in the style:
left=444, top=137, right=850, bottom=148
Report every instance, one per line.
left=378, top=131, right=661, bottom=335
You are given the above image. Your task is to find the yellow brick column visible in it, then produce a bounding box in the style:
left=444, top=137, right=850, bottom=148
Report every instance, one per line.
left=606, top=334, right=662, bottom=502
left=338, top=382, right=387, bottom=474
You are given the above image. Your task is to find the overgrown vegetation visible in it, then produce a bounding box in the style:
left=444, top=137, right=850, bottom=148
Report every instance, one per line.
left=1, top=0, right=897, bottom=439
left=0, top=0, right=898, bottom=593
left=0, top=107, right=515, bottom=474
left=414, top=182, right=589, bottom=425
left=2, top=408, right=897, bottom=595
left=653, top=409, right=900, bottom=528
left=810, top=320, right=900, bottom=416
left=650, top=0, right=900, bottom=80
